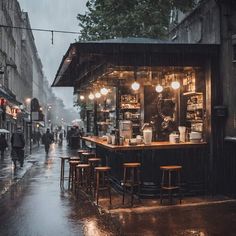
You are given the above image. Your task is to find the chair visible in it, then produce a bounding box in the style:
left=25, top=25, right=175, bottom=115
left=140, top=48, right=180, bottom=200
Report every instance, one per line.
left=81, top=152, right=96, bottom=163
left=68, top=160, right=81, bottom=191
left=94, top=166, right=111, bottom=205
left=88, top=158, right=101, bottom=193
left=76, top=164, right=91, bottom=194
left=122, top=163, right=141, bottom=206
left=160, top=165, right=182, bottom=204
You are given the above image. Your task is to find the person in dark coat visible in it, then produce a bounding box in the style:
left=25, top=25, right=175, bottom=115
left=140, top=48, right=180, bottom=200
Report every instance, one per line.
left=11, top=127, right=25, bottom=168
left=42, top=128, right=54, bottom=155
left=0, top=134, right=8, bottom=159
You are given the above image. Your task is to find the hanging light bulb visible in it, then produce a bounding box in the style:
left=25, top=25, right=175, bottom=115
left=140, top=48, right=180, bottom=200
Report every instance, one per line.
left=80, top=95, right=85, bottom=100
left=88, top=92, right=95, bottom=100
left=131, top=67, right=140, bottom=91
left=155, top=84, right=163, bottom=93
left=100, top=87, right=108, bottom=95
left=131, top=81, right=140, bottom=91
left=171, top=81, right=180, bottom=90
left=95, top=92, right=101, bottom=98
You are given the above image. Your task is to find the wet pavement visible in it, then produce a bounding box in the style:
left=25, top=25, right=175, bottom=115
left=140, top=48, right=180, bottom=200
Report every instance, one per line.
left=1, top=143, right=236, bottom=235
left=0, top=143, right=119, bottom=236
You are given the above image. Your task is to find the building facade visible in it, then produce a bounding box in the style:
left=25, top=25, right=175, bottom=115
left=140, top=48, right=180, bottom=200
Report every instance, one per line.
left=0, top=0, right=56, bottom=143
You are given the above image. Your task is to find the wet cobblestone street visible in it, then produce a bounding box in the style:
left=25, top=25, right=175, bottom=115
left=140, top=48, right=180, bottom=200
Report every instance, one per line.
left=0, top=143, right=119, bottom=236
left=1, top=143, right=236, bottom=235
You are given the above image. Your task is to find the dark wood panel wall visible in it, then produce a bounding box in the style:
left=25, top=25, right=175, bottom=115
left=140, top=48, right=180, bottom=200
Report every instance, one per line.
left=96, top=145, right=209, bottom=198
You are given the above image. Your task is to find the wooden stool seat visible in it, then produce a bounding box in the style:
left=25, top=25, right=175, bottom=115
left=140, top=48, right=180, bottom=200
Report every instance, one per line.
left=81, top=152, right=96, bottom=163
left=160, top=165, right=182, bottom=170
left=94, top=166, right=111, bottom=205
left=123, top=163, right=141, bottom=168
left=77, top=164, right=90, bottom=168
left=160, top=165, right=182, bottom=204
left=60, top=156, right=70, bottom=187
left=77, top=149, right=90, bottom=156
left=122, top=162, right=141, bottom=206
left=95, top=166, right=110, bottom=171
left=69, top=156, right=80, bottom=161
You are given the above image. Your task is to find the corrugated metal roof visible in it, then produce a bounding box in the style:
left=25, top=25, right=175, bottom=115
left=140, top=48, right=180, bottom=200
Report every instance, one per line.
left=86, top=37, right=172, bottom=44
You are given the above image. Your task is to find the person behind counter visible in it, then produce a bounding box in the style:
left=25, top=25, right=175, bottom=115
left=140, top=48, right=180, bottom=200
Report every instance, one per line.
left=155, top=94, right=178, bottom=141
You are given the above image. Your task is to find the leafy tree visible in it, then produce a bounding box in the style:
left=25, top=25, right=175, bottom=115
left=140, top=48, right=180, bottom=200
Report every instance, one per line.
left=77, top=0, right=196, bottom=41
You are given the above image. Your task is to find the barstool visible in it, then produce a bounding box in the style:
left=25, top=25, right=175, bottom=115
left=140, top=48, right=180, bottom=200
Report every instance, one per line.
left=94, top=167, right=111, bottom=205
left=76, top=164, right=90, bottom=194
left=88, top=158, right=101, bottom=193
left=68, top=160, right=81, bottom=191
left=160, top=165, right=182, bottom=204
left=69, top=156, right=80, bottom=161
left=81, top=152, right=96, bottom=163
left=77, top=149, right=90, bottom=158
left=122, top=163, right=141, bottom=206
left=60, top=156, right=70, bottom=187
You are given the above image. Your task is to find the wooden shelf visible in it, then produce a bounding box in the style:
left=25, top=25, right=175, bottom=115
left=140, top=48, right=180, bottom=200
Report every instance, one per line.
left=186, top=120, right=203, bottom=123
left=97, top=121, right=113, bottom=125
left=187, top=108, right=203, bottom=111
left=183, top=91, right=203, bottom=96
left=97, top=110, right=115, bottom=113
left=120, top=107, right=140, bottom=110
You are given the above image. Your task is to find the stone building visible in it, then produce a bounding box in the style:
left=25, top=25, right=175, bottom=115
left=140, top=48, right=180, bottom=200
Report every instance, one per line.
left=0, top=0, right=53, bottom=141
left=0, top=0, right=24, bottom=133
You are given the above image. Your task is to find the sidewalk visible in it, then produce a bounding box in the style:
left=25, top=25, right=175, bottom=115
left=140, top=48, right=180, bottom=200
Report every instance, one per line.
left=0, top=145, right=40, bottom=198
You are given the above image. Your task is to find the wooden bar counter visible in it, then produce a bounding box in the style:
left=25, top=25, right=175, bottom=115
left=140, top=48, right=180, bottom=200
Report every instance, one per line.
left=82, top=136, right=209, bottom=198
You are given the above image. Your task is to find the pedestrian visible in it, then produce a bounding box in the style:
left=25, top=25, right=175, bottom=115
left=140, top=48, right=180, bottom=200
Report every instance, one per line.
left=59, top=132, right=63, bottom=145
left=42, top=128, right=54, bottom=155
left=11, top=127, right=25, bottom=168
left=36, top=131, right=42, bottom=147
left=0, top=134, right=8, bottom=159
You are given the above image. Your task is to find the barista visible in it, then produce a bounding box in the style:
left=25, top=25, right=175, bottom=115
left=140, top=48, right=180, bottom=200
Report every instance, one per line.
left=155, top=93, right=178, bottom=141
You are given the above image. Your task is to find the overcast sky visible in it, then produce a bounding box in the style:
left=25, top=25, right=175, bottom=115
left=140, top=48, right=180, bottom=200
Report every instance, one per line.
left=18, top=0, right=87, bottom=109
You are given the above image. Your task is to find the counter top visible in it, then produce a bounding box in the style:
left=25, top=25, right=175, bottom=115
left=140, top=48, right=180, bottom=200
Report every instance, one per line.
left=82, top=136, right=207, bottom=151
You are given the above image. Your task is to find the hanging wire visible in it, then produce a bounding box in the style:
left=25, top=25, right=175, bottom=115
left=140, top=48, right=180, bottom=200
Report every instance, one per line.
left=0, top=24, right=81, bottom=44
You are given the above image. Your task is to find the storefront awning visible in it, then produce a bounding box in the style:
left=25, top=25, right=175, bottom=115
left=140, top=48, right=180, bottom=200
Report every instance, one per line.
left=52, top=37, right=219, bottom=88
left=0, top=87, right=22, bottom=106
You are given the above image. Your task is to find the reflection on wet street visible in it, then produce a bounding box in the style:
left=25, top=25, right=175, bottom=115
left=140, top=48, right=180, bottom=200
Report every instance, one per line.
left=0, top=143, right=118, bottom=236
left=1, top=142, right=236, bottom=236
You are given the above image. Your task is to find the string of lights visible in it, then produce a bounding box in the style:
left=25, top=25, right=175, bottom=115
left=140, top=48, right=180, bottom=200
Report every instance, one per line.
left=0, top=24, right=81, bottom=44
